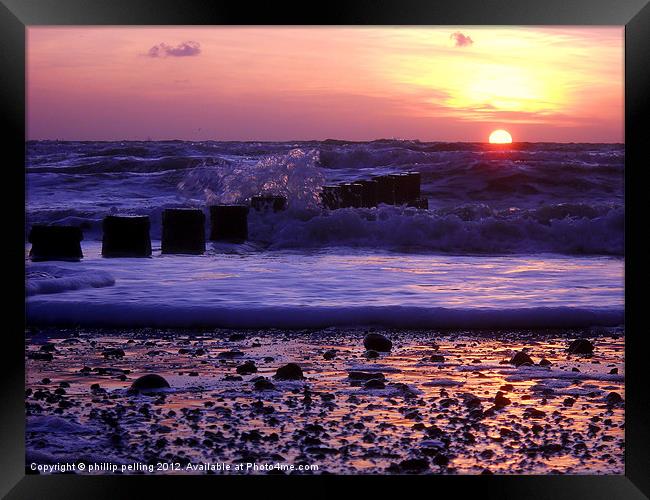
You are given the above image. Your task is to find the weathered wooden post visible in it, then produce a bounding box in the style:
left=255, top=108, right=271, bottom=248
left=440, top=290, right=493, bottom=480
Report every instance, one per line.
left=209, top=205, right=249, bottom=242
left=161, top=208, right=206, bottom=254
left=102, top=215, right=152, bottom=257
left=28, top=225, right=83, bottom=261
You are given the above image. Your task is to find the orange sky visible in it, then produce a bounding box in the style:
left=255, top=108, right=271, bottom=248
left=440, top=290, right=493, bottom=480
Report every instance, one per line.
left=27, top=27, right=624, bottom=142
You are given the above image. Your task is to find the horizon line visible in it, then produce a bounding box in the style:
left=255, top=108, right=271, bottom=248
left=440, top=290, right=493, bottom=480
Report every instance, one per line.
left=25, top=138, right=625, bottom=145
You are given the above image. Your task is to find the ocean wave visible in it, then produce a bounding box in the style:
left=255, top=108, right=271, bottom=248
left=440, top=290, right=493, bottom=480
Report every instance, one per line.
left=25, top=302, right=623, bottom=329
left=25, top=203, right=624, bottom=255
left=252, top=204, right=624, bottom=255
left=26, top=140, right=624, bottom=256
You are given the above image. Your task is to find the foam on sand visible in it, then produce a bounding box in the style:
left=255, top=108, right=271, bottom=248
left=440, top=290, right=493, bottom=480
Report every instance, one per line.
left=26, top=265, right=115, bottom=296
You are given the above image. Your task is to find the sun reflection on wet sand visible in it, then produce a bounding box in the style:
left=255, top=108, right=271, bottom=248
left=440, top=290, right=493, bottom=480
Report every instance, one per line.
left=26, top=328, right=623, bottom=475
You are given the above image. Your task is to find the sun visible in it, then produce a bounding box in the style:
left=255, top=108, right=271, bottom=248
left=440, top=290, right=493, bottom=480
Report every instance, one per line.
left=488, top=129, right=513, bottom=144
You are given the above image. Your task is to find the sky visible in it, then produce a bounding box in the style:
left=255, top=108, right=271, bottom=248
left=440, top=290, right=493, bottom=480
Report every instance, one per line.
left=27, top=27, right=624, bottom=143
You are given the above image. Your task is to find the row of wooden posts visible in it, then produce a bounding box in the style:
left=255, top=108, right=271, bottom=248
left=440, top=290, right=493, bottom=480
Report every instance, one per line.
left=28, top=195, right=285, bottom=261
left=29, top=172, right=424, bottom=261
left=320, top=172, right=427, bottom=210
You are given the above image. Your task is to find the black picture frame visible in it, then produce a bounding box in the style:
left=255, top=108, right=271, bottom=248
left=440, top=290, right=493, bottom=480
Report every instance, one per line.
left=2, top=0, right=648, bottom=497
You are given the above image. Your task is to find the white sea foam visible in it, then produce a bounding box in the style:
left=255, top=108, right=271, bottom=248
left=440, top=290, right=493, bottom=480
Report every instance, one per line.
left=26, top=265, right=115, bottom=296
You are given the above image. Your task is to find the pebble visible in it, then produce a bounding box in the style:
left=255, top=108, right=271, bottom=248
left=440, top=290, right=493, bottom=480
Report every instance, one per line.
left=398, top=458, right=429, bottom=473
left=605, top=392, right=623, bottom=405
left=494, top=391, right=511, bottom=407
left=323, top=349, right=337, bottom=360
left=236, top=361, right=257, bottom=375
left=130, top=374, right=170, bottom=392
left=254, top=379, right=276, bottom=391
left=40, top=343, right=56, bottom=353
left=510, top=350, right=533, bottom=367
left=27, top=352, right=53, bottom=361
left=363, top=333, right=392, bottom=352
left=568, top=338, right=594, bottom=355
left=218, top=350, right=244, bottom=359
left=523, top=408, right=546, bottom=419
left=102, top=348, right=125, bottom=359
left=274, top=363, right=305, bottom=380
left=364, top=379, right=386, bottom=390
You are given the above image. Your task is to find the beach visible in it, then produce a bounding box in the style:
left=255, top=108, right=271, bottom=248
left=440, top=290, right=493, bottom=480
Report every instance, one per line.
left=25, top=139, right=625, bottom=474
left=26, top=326, right=624, bottom=475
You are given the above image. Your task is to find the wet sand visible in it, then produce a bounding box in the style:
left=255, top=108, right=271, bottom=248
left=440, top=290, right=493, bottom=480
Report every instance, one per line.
left=25, top=327, right=624, bottom=475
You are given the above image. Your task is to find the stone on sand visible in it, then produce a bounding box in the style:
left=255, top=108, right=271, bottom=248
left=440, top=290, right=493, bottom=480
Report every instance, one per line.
left=273, top=363, right=304, bottom=380
left=236, top=361, right=257, bottom=375
left=568, top=338, right=594, bottom=355
left=398, top=458, right=429, bottom=473
left=27, top=352, right=53, bottom=362
left=363, top=333, right=392, bottom=352
left=130, top=374, right=170, bottom=392
left=364, top=379, right=386, bottom=390
left=494, top=391, right=511, bottom=407
left=103, top=348, right=125, bottom=359
left=254, top=378, right=276, bottom=391
left=605, top=392, right=623, bottom=405
left=323, top=349, right=337, bottom=360
left=510, top=350, right=533, bottom=367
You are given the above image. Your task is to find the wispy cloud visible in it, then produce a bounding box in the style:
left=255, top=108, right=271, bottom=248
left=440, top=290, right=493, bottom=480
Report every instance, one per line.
left=148, top=41, right=201, bottom=58
left=450, top=32, right=473, bottom=47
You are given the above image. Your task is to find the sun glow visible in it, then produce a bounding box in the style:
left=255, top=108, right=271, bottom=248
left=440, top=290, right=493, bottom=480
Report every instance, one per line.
left=489, top=129, right=513, bottom=144
left=26, top=27, right=624, bottom=142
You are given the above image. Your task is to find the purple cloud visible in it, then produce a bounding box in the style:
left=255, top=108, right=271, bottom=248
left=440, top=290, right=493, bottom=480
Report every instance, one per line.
left=450, top=32, right=474, bottom=47
left=148, top=41, right=201, bottom=58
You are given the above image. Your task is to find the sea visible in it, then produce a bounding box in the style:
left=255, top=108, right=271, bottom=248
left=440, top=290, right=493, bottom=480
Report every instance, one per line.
left=25, top=140, right=624, bottom=329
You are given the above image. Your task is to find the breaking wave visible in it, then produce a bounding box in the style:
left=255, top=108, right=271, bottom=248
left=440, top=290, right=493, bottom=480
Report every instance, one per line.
left=27, top=140, right=624, bottom=256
